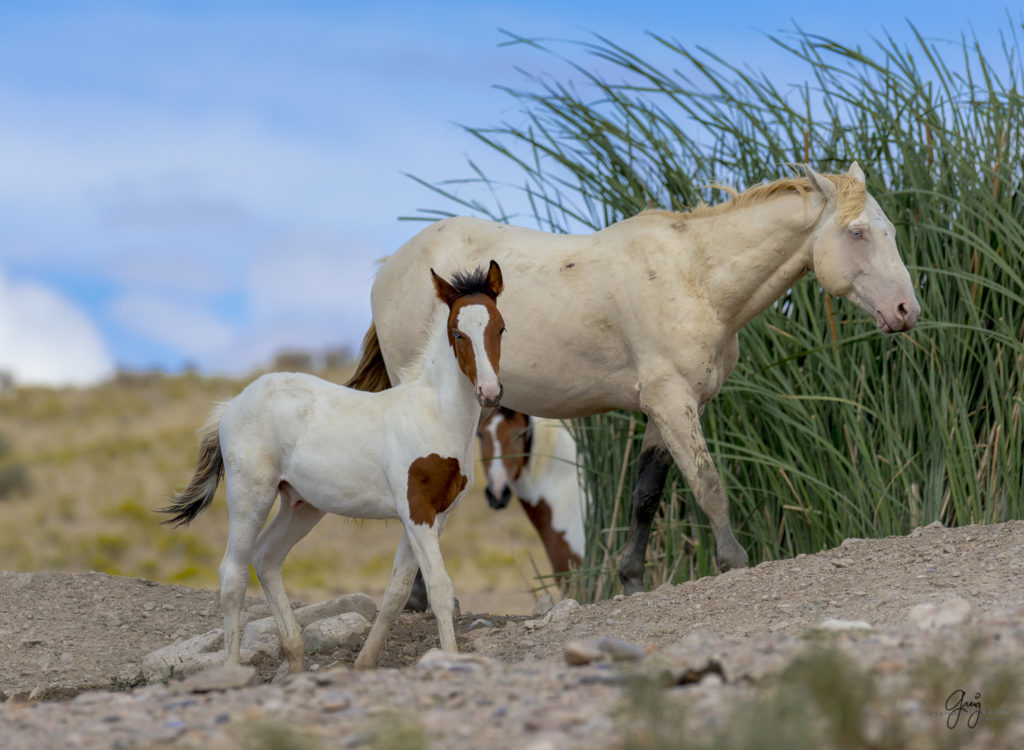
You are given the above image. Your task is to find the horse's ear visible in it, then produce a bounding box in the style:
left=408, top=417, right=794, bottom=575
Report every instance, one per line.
left=431, top=268, right=459, bottom=307
left=847, top=162, right=866, bottom=184
left=485, top=260, right=504, bottom=298
left=804, top=164, right=837, bottom=202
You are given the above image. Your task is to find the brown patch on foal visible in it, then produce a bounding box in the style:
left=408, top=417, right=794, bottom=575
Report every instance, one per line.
left=407, top=454, right=468, bottom=527
left=518, top=496, right=581, bottom=574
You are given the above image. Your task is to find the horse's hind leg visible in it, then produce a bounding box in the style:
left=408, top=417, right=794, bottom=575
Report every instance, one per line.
left=251, top=490, right=325, bottom=673
left=219, top=473, right=278, bottom=666
left=354, top=530, right=420, bottom=669
left=618, top=422, right=673, bottom=595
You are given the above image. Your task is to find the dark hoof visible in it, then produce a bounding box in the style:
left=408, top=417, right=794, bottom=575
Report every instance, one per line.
left=717, top=544, right=749, bottom=573
left=621, top=579, right=644, bottom=596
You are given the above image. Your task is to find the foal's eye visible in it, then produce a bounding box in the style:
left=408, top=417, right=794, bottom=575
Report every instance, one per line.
left=850, top=227, right=866, bottom=240
left=451, top=329, right=463, bottom=340
left=500, top=327, right=507, bottom=335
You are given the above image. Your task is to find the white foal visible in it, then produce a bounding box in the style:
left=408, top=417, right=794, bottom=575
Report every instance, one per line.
left=163, top=261, right=505, bottom=672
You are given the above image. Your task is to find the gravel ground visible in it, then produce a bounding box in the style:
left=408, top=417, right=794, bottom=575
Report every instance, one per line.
left=1, top=520, right=1023, bottom=749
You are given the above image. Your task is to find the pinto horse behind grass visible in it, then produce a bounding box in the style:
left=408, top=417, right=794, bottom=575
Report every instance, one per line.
left=478, top=408, right=586, bottom=579
left=350, top=164, right=920, bottom=595
left=162, top=262, right=505, bottom=672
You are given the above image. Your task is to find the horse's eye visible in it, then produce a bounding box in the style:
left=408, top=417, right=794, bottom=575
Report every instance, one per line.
left=850, top=227, right=865, bottom=240
left=500, top=327, right=507, bottom=335
left=451, top=329, right=463, bottom=340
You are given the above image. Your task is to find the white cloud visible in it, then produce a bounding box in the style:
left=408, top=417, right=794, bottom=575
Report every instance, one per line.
left=0, top=268, right=115, bottom=386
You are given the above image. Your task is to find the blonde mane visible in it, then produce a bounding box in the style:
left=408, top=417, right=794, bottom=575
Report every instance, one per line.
left=646, top=173, right=867, bottom=227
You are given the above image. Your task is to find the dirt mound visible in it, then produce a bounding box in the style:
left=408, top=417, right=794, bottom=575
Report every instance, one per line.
left=1, top=521, right=1022, bottom=749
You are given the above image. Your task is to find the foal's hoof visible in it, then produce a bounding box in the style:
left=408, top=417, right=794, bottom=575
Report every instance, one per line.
left=353, top=653, right=377, bottom=670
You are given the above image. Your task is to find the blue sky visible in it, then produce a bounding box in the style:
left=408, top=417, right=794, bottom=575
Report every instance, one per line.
left=0, top=1, right=1017, bottom=385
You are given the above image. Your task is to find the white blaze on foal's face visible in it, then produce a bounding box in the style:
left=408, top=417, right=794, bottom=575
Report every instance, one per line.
left=446, top=293, right=504, bottom=406
left=483, top=414, right=510, bottom=492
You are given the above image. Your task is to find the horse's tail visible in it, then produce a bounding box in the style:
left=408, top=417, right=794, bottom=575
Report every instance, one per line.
left=345, top=322, right=392, bottom=392
left=161, top=404, right=226, bottom=527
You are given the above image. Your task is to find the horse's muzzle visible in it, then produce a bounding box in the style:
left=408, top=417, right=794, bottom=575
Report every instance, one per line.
left=478, top=384, right=503, bottom=408
left=877, top=299, right=921, bottom=333
left=485, top=484, right=512, bottom=510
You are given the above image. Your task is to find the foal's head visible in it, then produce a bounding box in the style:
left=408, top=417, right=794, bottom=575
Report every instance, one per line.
left=431, top=260, right=505, bottom=407
left=477, top=407, right=531, bottom=509
left=806, top=163, right=920, bottom=333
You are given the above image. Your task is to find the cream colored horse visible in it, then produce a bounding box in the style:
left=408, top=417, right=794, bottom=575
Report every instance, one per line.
left=165, top=263, right=505, bottom=671
left=350, top=164, right=919, bottom=594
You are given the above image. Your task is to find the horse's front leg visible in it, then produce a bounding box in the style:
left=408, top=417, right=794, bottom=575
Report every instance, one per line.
left=639, top=377, right=748, bottom=574
left=618, top=421, right=673, bottom=595
left=403, top=517, right=457, bottom=653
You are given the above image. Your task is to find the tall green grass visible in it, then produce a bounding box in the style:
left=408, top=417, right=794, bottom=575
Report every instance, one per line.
left=417, top=22, right=1024, bottom=600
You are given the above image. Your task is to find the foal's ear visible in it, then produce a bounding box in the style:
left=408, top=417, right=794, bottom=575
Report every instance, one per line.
left=431, top=268, right=459, bottom=307
left=847, top=162, right=866, bottom=184
left=804, top=164, right=837, bottom=202
left=486, top=260, right=504, bottom=298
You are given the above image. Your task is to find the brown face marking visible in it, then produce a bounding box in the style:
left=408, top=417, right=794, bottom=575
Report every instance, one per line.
left=447, top=293, right=504, bottom=386
left=407, top=453, right=468, bottom=527
left=518, top=496, right=581, bottom=574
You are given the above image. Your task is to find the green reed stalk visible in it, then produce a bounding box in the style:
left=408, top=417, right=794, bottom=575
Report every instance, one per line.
left=416, top=22, right=1024, bottom=601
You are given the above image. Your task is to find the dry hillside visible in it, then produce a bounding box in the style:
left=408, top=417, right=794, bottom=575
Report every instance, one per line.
left=0, top=369, right=550, bottom=613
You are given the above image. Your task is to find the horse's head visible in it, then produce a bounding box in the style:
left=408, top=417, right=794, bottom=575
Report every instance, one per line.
left=477, top=408, right=531, bottom=510
left=806, top=163, right=920, bottom=333
left=431, top=260, right=505, bottom=407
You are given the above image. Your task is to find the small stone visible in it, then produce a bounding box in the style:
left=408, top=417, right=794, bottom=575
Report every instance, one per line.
left=416, top=649, right=499, bottom=671
left=531, top=593, right=555, bottom=617
left=272, top=661, right=292, bottom=683
left=831, top=558, right=855, bottom=568
left=321, top=691, right=352, bottom=712
left=241, top=630, right=282, bottom=662
left=28, top=684, right=78, bottom=701
left=645, top=652, right=725, bottom=685
left=294, top=593, right=378, bottom=627
left=181, top=664, right=257, bottom=693
left=699, top=672, right=724, bottom=687
left=564, top=636, right=644, bottom=665
left=564, top=639, right=604, bottom=666
left=468, top=618, right=494, bottom=631
left=302, top=612, right=371, bottom=653
left=547, top=599, right=580, bottom=624
left=908, top=597, right=972, bottom=630
left=817, top=618, right=872, bottom=631
left=142, top=630, right=224, bottom=682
